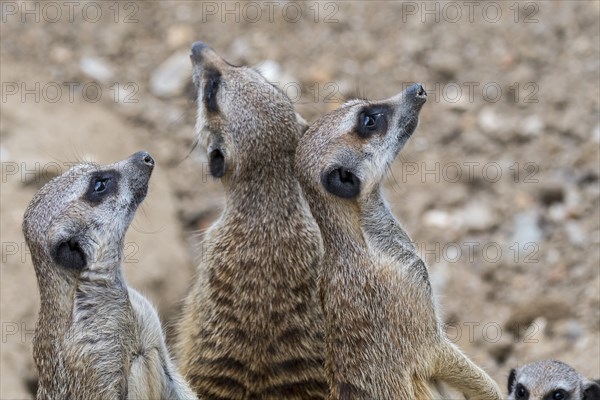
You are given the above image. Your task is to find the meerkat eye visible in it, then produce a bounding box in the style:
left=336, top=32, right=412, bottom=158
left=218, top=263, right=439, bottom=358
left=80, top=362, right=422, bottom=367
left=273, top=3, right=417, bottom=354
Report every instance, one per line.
left=551, top=390, right=566, bottom=400
left=364, top=114, right=377, bottom=128
left=515, top=384, right=529, bottom=399
left=361, top=113, right=381, bottom=130
left=356, top=108, right=388, bottom=138
left=93, top=178, right=109, bottom=193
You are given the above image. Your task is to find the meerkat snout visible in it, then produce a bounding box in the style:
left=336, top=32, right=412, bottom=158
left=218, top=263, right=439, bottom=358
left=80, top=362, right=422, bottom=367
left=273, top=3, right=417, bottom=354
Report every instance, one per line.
left=412, top=82, right=428, bottom=98
left=190, top=41, right=215, bottom=65
left=189, top=41, right=308, bottom=183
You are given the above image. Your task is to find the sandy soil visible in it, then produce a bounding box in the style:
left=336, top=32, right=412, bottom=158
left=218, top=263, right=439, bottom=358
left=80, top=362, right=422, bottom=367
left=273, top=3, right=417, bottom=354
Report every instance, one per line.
left=1, top=1, right=599, bottom=398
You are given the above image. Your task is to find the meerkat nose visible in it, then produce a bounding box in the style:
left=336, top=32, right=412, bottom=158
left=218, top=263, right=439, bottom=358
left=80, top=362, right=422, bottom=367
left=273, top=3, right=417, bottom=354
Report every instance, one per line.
left=142, top=153, right=155, bottom=167
left=131, top=151, right=155, bottom=168
left=403, top=83, right=427, bottom=105
left=191, top=41, right=209, bottom=64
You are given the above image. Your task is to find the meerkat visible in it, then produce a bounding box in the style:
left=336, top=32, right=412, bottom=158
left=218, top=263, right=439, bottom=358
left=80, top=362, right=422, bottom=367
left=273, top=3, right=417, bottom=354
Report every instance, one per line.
left=294, top=84, right=504, bottom=399
left=23, top=152, right=197, bottom=400
left=176, top=42, right=328, bottom=399
left=508, top=360, right=600, bottom=400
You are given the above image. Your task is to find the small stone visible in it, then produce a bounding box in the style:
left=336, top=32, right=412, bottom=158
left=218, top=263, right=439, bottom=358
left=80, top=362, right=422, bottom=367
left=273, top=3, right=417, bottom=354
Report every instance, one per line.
left=511, top=210, right=542, bottom=246
left=548, top=204, right=567, bottom=222
left=423, top=209, right=453, bottom=228
left=79, top=57, right=114, bottom=84
left=593, top=124, right=600, bottom=143
left=150, top=51, right=191, bottom=98
left=564, top=222, right=586, bottom=247
left=459, top=200, right=496, bottom=232
left=522, top=115, right=545, bottom=137
left=478, top=107, right=502, bottom=134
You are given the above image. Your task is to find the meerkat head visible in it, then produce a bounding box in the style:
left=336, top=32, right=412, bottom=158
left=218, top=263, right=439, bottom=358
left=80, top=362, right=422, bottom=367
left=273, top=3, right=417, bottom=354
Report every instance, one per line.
left=296, top=84, right=426, bottom=203
left=508, top=360, right=600, bottom=400
left=23, top=152, right=154, bottom=275
left=190, top=41, right=308, bottom=183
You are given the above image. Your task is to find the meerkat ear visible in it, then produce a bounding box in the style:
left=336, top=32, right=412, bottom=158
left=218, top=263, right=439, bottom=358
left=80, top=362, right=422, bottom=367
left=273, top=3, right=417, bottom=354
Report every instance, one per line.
left=507, top=369, right=516, bottom=394
left=322, top=167, right=361, bottom=199
left=583, top=380, right=600, bottom=400
left=208, top=147, right=226, bottom=178
left=295, top=112, right=309, bottom=136
left=52, top=237, right=87, bottom=270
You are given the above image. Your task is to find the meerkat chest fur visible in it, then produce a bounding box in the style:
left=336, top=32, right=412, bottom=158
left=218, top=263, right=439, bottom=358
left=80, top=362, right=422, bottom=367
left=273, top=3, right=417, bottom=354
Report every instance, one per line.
left=183, top=174, right=326, bottom=395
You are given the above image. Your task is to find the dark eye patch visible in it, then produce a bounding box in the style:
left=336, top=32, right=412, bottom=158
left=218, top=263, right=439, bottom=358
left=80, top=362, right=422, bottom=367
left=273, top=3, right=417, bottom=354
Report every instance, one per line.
left=355, top=105, right=390, bottom=138
left=85, top=169, right=120, bottom=205
left=203, top=68, right=222, bottom=113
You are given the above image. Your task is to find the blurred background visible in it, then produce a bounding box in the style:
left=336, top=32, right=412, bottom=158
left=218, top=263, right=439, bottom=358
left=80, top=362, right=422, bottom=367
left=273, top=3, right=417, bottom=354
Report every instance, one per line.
left=1, top=1, right=599, bottom=397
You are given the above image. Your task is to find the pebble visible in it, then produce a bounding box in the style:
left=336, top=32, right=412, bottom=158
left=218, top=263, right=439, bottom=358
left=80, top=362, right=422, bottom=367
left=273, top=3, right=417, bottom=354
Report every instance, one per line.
left=564, top=221, right=586, bottom=247
left=511, top=210, right=543, bottom=246
left=423, top=209, right=453, bottom=228
left=522, top=115, right=545, bottom=137
left=478, top=107, right=502, bottom=134
left=459, top=200, right=496, bottom=232
left=548, top=204, right=567, bottom=222
left=150, top=51, right=191, bottom=98
left=79, top=56, right=114, bottom=84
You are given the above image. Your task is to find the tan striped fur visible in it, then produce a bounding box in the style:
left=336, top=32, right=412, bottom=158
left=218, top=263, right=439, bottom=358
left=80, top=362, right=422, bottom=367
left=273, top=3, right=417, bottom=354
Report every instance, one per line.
left=176, top=42, right=327, bottom=399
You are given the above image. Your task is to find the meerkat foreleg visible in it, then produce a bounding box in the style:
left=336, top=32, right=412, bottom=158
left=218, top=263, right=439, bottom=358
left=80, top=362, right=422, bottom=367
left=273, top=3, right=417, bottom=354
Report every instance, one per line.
left=433, top=341, right=502, bottom=400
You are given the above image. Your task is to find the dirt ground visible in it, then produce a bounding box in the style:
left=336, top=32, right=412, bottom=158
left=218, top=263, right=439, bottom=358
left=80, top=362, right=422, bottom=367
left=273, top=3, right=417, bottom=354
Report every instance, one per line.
left=1, top=1, right=599, bottom=398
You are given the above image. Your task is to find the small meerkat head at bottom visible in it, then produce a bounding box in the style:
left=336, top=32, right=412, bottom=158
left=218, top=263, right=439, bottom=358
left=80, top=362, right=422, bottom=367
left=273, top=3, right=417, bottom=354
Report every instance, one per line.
left=23, top=151, right=155, bottom=275
left=295, top=84, right=427, bottom=203
left=190, top=41, right=308, bottom=183
left=508, top=360, right=600, bottom=400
